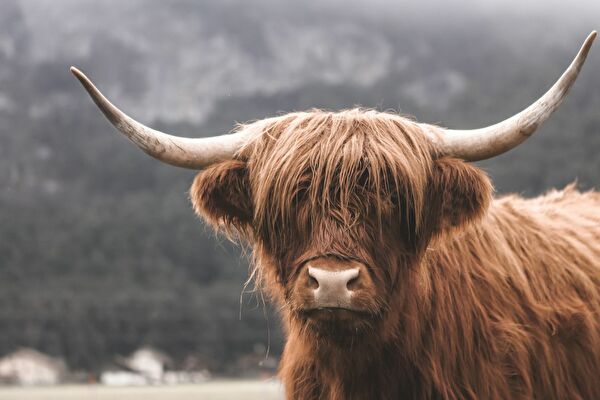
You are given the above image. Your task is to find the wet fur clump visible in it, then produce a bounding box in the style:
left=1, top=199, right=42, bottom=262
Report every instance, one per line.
left=190, top=109, right=600, bottom=399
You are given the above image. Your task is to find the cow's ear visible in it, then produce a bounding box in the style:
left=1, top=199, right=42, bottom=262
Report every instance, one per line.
left=190, top=160, right=253, bottom=234
left=429, top=157, right=493, bottom=231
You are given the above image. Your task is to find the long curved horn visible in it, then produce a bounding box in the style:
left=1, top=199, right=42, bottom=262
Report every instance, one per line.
left=70, top=67, right=248, bottom=169
left=430, top=31, right=596, bottom=161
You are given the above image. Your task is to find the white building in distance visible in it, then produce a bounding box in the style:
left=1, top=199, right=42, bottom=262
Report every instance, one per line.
left=0, top=348, right=66, bottom=385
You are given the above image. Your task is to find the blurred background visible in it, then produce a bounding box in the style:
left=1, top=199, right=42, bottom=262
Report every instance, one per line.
left=0, top=0, right=598, bottom=396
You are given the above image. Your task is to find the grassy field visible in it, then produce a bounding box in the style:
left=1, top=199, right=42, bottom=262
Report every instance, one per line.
left=0, top=380, right=284, bottom=400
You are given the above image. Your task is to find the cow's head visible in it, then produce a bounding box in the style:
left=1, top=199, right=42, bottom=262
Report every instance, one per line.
left=187, top=111, right=495, bottom=339
left=71, top=32, right=595, bottom=340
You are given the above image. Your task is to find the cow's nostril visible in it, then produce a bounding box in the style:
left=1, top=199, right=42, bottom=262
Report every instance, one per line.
left=308, top=275, right=319, bottom=289
left=346, top=275, right=359, bottom=291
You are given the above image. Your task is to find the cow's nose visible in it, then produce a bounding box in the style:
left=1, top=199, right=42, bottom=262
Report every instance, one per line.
left=307, top=266, right=360, bottom=307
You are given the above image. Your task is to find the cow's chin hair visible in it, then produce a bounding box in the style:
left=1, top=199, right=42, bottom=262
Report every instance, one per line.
left=295, top=308, right=382, bottom=343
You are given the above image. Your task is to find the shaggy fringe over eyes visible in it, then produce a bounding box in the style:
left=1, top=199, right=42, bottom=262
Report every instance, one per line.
left=238, top=109, right=436, bottom=254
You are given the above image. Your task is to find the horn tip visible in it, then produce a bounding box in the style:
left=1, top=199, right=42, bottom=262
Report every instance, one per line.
left=585, top=31, right=597, bottom=47
left=577, top=31, right=597, bottom=61
left=69, top=67, right=93, bottom=90
left=70, top=66, right=85, bottom=80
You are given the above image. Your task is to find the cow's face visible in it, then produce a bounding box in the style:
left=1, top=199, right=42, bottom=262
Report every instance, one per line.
left=191, top=112, right=492, bottom=339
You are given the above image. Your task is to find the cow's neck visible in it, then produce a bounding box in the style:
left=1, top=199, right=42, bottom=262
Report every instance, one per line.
left=280, top=330, right=422, bottom=400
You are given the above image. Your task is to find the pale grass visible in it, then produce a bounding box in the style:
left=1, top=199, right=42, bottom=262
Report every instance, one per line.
left=0, top=380, right=284, bottom=400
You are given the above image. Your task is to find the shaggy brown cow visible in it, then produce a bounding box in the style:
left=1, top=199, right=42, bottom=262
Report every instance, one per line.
left=71, top=32, right=600, bottom=399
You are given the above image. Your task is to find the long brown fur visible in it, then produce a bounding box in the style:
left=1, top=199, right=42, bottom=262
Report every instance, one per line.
left=190, top=109, right=600, bottom=399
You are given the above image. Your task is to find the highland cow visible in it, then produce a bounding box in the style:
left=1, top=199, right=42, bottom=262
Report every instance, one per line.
left=71, top=32, right=600, bottom=399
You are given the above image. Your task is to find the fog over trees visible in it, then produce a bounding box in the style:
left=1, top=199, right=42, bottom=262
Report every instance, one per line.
left=0, top=0, right=598, bottom=373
